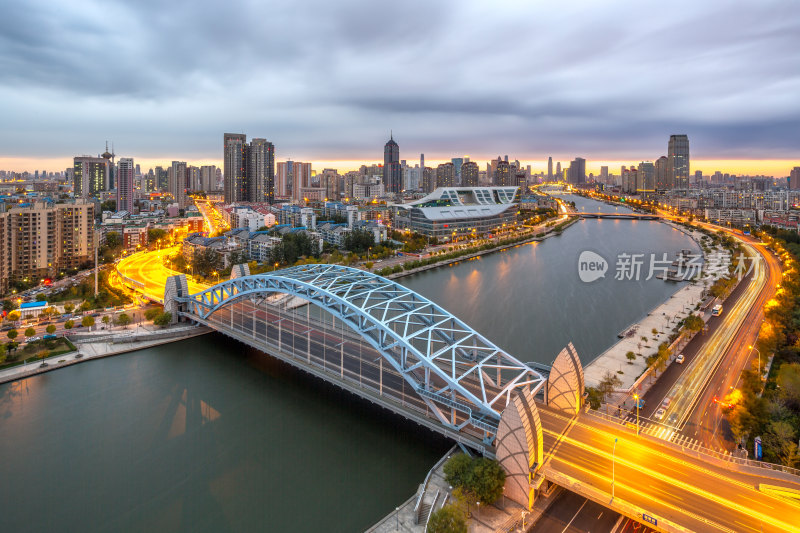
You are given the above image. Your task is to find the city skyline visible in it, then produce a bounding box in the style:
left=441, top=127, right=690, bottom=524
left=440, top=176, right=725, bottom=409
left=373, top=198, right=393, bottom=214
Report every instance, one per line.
left=1, top=0, right=798, bottom=175
left=4, top=153, right=796, bottom=179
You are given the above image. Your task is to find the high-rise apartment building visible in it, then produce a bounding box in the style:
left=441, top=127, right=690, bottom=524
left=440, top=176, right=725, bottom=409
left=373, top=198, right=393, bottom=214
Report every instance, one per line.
left=170, top=161, right=187, bottom=208
left=200, top=165, right=217, bottom=192
left=637, top=162, right=655, bottom=192
left=655, top=156, right=670, bottom=189
left=223, top=133, right=248, bottom=203
left=223, top=134, right=276, bottom=203
left=422, top=167, right=435, bottom=193
left=494, top=160, right=512, bottom=186
left=436, top=163, right=456, bottom=188
left=383, top=134, right=401, bottom=194
left=668, top=134, right=690, bottom=189
left=155, top=166, right=168, bottom=191
left=461, top=161, right=479, bottom=186
left=144, top=169, right=156, bottom=192
left=0, top=201, right=94, bottom=292
left=600, top=166, right=609, bottom=183
left=73, top=156, right=109, bottom=199
left=790, top=167, right=800, bottom=190
left=116, top=158, right=135, bottom=213
left=247, top=139, right=275, bottom=204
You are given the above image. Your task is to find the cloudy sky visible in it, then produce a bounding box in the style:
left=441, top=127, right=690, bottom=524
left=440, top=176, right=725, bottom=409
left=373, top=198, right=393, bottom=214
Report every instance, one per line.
left=1, top=0, right=798, bottom=175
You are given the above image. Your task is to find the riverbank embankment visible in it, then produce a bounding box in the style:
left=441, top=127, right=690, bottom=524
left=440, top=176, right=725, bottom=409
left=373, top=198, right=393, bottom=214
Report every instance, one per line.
left=0, top=324, right=211, bottom=385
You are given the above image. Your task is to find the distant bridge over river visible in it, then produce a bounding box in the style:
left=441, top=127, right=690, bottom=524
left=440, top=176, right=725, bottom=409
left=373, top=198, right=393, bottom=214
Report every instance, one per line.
left=568, top=212, right=662, bottom=220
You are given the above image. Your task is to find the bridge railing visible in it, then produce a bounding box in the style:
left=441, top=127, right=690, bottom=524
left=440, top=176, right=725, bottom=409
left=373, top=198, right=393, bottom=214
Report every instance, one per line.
left=584, top=408, right=800, bottom=481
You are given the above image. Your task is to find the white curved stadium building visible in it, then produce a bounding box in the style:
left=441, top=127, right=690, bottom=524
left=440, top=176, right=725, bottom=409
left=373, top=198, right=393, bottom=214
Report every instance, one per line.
left=393, top=187, right=520, bottom=240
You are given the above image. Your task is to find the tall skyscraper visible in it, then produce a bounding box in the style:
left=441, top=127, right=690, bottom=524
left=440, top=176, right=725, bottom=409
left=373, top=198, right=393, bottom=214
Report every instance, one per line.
left=116, top=157, right=134, bottom=213
left=145, top=169, right=156, bottom=192
left=420, top=153, right=424, bottom=173
left=170, top=161, right=187, bottom=208
left=668, top=134, right=690, bottom=189
left=555, top=162, right=561, bottom=180
left=101, top=142, right=115, bottom=190
left=547, top=157, right=553, bottom=181
left=422, top=167, right=435, bottom=193
left=461, top=161, right=479, bottom=186
left=247, top=138, right=275, bottom=204
left=155, top=166, right=168, bottom=191
left=436, top=163, right=455, bottom=188
left=383, top=133, right=401, bottom=194
left=451, top=157, right=464, bottom=184
left=73, top=156, right=109, bottom=199
left=223, top=133, right=247, bottom=203
left=494, top=160, right=512, bottom=186
left=600, top=166, right=609, bottom=183
left=567, top=158, right=586, bottom=185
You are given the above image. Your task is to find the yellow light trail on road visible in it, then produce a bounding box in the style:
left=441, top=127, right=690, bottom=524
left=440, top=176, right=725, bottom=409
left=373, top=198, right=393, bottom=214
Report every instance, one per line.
left=663, top=241, right=766, bottom=427
left=542, top=426, right=799, bottom=532
left=117, top=246, right=208, bottom=302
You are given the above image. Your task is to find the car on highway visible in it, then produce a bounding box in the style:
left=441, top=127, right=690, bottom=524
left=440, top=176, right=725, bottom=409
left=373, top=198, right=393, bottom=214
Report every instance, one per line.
left=654, top=408, right=666, bottom=420
left=676, top=354, right=685, bottom=364
left=661, top=397, right=672, bottom=409
left=667, top=413, right=679, bottom=426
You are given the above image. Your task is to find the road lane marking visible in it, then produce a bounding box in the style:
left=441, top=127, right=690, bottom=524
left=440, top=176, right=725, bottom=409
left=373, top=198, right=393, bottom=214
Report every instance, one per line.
left=561, top=499, right=588, bottom=533
left=541, top=427, right=798, bottom=531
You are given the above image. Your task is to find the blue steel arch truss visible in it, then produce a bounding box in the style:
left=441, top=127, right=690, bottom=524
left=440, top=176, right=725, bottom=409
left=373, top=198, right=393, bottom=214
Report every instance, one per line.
left=178, top=264, right=546, bottom=440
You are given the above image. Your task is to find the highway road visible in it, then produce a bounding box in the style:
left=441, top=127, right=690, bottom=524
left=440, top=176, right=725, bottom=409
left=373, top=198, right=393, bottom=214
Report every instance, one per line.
left=681, top=229, right=782, bottom=450
left=632, top=218, right=781, bottom=452
left=116, top=246, right=209, bottom=302
left=530, top=490, right=622, bottom=532
left=539, top=405, right=800, bottom=533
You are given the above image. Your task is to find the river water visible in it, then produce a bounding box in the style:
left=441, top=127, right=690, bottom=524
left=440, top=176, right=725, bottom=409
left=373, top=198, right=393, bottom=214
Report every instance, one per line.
left=0, top=195, right=698, bottom=532
left=400, top=194, right=699, bottom=366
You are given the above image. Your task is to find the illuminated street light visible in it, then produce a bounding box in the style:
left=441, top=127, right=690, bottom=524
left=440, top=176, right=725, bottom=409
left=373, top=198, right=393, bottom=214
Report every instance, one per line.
left=611, top=437, right=618, bottom=503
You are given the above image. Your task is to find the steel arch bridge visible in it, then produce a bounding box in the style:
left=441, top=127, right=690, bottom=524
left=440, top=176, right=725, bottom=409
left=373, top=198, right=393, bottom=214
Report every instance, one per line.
left=176, top=264, right=547, bottom=442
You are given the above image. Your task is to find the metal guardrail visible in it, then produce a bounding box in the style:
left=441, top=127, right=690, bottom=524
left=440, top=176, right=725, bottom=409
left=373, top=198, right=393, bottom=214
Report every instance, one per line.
left=414, top=444, right=457, bottom=524
left=423, top=490, right=440, bottom=532
left=416, top=387, right=499, bottom=433
left=584, top=408, right=800, bottom=480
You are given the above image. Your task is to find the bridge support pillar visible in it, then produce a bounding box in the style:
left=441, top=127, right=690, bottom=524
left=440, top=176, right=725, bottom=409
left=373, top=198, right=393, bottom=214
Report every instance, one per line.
left=496, top=388, right=544, bottom=510
left=230, top=263, right=250, bottom=279
left=546, top=342, right=585, bottom=416
left=164, top=274, right=189, bottom=325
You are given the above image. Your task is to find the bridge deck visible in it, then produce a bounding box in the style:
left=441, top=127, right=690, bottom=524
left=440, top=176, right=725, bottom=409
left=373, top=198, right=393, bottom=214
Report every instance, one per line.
left=189, top=297, right=505, bottom=453
left=538, top=404, right=800, bottom=533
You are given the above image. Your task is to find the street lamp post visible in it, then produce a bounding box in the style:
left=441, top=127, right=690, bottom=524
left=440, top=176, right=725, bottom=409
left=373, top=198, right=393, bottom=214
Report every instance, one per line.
left=611, top=437, right=618, bottom=503
left=749, top=345, right=761, bottom=376
left=633, top=394, right=640, bottom=435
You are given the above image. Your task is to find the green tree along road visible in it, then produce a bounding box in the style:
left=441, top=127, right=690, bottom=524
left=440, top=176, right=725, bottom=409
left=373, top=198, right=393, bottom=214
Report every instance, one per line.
left=724, top=229, right=800, bottom=467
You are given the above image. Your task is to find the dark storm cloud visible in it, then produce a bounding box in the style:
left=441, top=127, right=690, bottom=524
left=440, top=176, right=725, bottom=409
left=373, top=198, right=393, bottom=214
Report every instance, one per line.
left=0, top=0, right=798, bottom=164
